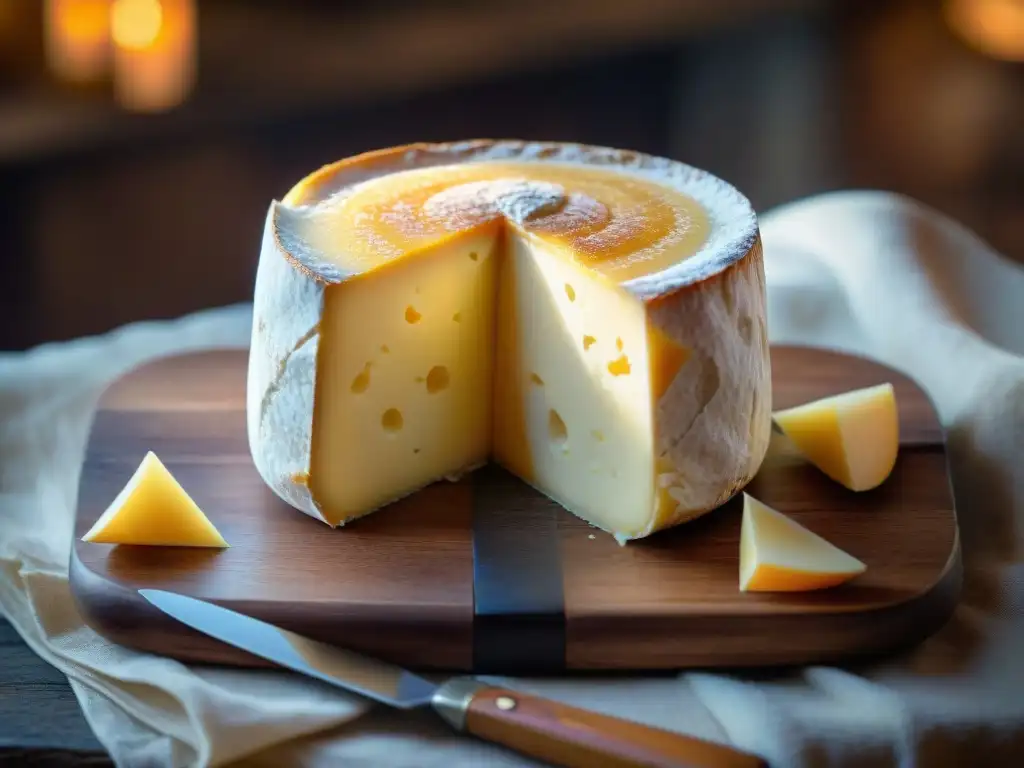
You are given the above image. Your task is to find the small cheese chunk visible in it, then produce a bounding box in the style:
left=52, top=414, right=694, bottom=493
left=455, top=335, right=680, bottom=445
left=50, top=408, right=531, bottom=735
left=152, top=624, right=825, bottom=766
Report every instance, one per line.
left=773, top=383, right=899, bottom=491
left=82, top=452, right=229, bottom=547
left=739, top=493, right=865, bottom=592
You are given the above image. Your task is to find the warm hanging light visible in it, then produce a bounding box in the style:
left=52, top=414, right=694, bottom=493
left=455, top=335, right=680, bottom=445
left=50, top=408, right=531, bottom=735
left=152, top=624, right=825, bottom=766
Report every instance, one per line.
left=945, top=0, right=1024, bottom=62
left=111, top=0, right=162, bottom=49
left=111, top=0, right=195, bottom=112
left=44, top=0, right=111, bottom=83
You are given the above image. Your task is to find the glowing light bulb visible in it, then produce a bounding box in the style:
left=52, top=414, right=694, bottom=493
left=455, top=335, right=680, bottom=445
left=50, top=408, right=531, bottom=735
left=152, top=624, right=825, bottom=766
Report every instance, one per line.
left=111, top=0, right=163, bottom=51
left=111, top=0, right=195, bottom=112
left=945, top=0, right=1024, bottom=62
left=44, top=0, right=111, bottom=82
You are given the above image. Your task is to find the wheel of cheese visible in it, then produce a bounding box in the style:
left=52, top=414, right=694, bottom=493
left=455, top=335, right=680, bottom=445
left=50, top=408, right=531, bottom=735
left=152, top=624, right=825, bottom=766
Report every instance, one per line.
left=247, top=140, right=771, bottom=542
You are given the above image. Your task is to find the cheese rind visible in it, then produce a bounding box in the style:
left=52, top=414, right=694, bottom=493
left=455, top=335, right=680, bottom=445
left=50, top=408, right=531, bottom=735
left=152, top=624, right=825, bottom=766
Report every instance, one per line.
left=739, top=493, right=865, bottom=592
left=644, top=246, right=771, bottom=534
left=773, top=382, right=899, bottom=491
left=81, top=452, right=229, bottom=547
left=248, top=140, right=772, bottom=539
left=247, top=204, right=328, bottom=522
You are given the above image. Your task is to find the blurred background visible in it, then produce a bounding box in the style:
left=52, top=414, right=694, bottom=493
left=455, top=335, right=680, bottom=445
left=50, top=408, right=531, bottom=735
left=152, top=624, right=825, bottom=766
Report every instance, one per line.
left=0, top=0, right=1021, bottom=350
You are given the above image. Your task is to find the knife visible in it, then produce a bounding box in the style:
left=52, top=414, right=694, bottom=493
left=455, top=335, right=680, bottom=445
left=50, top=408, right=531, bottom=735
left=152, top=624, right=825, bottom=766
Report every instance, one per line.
left=139, top=589, right=765, bottom=768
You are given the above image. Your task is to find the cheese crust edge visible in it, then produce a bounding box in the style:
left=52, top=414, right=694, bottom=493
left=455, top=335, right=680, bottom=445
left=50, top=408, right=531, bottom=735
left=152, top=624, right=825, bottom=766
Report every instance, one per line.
left=637, top=235, right=772, bottom=539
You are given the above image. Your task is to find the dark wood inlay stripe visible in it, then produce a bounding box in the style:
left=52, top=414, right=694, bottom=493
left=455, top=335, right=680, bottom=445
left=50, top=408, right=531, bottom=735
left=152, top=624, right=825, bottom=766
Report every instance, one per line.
left=471, top=465, right=566, bottom=673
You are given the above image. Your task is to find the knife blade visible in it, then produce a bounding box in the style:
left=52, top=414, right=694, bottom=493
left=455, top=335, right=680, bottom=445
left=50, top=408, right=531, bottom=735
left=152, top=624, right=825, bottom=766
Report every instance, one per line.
left=139, top=589, right=765, bottom=768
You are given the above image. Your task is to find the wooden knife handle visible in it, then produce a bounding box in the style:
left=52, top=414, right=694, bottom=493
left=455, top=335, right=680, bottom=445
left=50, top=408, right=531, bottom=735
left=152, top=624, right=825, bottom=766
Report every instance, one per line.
left=462, top=686, right=766, bottom=768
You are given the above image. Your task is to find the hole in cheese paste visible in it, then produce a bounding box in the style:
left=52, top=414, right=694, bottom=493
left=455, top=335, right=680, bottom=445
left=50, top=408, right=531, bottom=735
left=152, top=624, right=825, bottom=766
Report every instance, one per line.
left=381, top=344, right=390, bottom=354
left=530, top=372, right=544, bottom=386
left=414, top=375, right=425, bottom=383
left=469, top=251, right=479, bottom=261
left=350, top=363, right=371, bottom=393
left=592, top=430, right=605, bottom=442
left=426, top=366, right=450, bottom=393
left=413, top=448, right=421, bottom=454
left=582, top=335, right=596, bottom=350
left=616, top=337, right=624, bottom=351
left=381, top=408, right=403, bottom=432
left=452, top=312, right=461, bottom=323
left=565, top=284, right=576, bottom=302
left=548, top=409, right=568, bottom=445
left=405, top=306, right=422, bottom=324
left=607, top=354, right=631, bottom=376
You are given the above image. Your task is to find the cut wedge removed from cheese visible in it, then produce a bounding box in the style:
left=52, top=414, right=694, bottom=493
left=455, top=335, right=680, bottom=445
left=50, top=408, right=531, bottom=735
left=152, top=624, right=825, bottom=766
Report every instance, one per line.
left=248, top=140, right=773, bottom=541
left=739, top=493, right=865, bottom=592
left=81, top=451, right=229, bottom=547
left=773, top=383, right=899, bottom=491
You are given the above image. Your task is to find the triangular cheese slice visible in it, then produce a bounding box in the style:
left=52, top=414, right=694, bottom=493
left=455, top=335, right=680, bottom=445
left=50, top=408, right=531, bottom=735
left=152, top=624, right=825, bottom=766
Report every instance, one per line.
left=82, top=452, right=229, bottom=547
left=739, top=493, right=865, bottom=592
left=773, top=382, right=899, bottom=491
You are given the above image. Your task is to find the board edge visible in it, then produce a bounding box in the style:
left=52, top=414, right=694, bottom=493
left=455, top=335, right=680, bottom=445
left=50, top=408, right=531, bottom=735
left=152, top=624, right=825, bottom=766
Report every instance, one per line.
left=565, top=527, right=963, bottom=669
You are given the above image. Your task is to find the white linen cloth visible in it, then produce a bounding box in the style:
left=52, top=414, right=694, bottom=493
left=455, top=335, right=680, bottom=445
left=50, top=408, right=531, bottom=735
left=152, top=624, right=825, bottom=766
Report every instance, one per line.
left=1, top=190, right=1022, bottom=767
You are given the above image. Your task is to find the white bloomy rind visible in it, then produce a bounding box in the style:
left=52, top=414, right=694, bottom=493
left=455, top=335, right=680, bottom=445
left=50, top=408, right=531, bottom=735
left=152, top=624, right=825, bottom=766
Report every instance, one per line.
left=247, top=206, right=329, bottom=523
left=247, top=140, right=771, bottom=532
left=641, top=240, right=771, bottom=536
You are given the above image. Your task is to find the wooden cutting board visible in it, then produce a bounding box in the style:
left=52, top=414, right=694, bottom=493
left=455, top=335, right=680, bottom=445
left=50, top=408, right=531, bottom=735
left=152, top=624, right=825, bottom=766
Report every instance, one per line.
left=70, top=346, right=961, bottom=673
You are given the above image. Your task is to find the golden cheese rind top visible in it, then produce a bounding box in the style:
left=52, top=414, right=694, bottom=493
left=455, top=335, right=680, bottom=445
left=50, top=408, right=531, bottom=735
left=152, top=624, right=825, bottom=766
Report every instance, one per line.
left=271, top=140, right=759, bottom=301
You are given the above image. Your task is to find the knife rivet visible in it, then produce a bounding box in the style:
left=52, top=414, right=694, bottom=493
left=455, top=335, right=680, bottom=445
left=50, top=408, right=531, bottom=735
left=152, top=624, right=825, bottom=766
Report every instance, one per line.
left=495, top=696, right=517, bottom=711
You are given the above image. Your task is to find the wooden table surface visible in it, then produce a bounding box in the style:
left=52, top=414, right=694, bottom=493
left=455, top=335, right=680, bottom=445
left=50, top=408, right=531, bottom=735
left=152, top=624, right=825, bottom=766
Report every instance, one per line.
left=0, top=618, right=110, bottom=765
